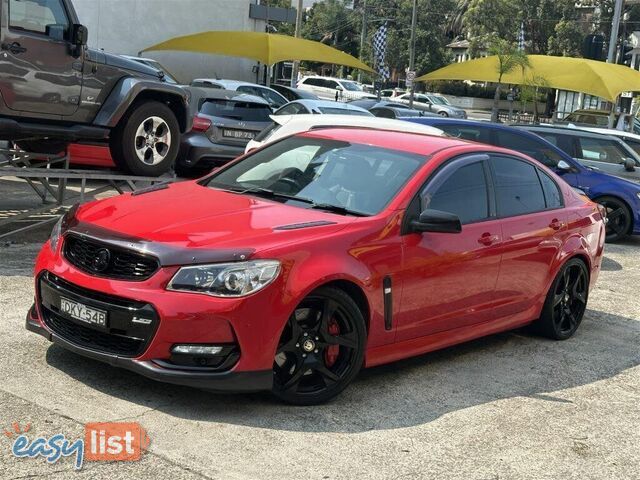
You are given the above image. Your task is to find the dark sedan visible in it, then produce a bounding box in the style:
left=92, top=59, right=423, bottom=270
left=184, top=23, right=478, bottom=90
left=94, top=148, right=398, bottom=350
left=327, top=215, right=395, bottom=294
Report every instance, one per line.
left=270, top=84, right=319, bottom=101
left=177, top=90, right=272, bottom=175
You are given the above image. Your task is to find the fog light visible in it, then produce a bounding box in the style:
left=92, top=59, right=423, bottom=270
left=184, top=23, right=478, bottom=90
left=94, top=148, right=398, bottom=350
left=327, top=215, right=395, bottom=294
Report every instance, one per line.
left=171, top=345, right=224, bottom=356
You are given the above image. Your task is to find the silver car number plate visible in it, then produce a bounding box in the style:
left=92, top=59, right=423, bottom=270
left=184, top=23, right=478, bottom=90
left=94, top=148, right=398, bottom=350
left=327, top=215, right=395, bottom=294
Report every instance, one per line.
left=60, top=297, right=107, bottom=327
left=223, top=129, right=255, bottom=139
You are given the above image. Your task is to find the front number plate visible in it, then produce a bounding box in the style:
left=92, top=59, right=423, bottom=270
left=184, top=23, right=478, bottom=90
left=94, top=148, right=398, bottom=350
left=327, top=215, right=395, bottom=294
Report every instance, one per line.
left=60, top=297, right=107, bottom=327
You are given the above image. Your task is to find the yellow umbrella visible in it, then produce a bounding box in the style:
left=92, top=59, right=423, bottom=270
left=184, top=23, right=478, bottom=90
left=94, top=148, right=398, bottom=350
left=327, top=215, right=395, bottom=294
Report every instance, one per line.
left=142, top=31, right=375, bottom=75
left=417, top=55, right=640, bottom=102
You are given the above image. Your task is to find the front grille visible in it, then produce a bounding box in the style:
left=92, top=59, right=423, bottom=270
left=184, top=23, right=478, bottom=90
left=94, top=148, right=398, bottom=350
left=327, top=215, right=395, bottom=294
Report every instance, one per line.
left=42, top=307, right=144, bottom=356
left=63, top=234, right=159, bottom=281
left=38, top=272, right=158, bottom=358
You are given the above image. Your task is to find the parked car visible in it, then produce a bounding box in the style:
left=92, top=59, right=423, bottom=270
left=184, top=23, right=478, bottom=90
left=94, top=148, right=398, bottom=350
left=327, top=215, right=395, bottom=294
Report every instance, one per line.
left=28, top=127, right=604, bottom=405
left=274, top=100, right=372, bottom=117
left=120, top=55, right=180, bottom=84
left=177, top=90, right=272, bottom=175
left=520, top=125, right=640, bottom=183
left=371, top=106, right=432, bottom=119
left=380, top=88, right=404, bottom=98
left=297, top=76, right=377, bottom=101
left=0, top=0, right=190, bottom=176
left=405, top=117, right=640, bottom=242
left=347, top=99, right=414, bottom=110
left=395, top=93, right=467, bottom=118
left=558, top=109, right=640, bottom=134
left=245, top=114, right=444, bottom=152
left=270, top=84, right=319, bottom=102
left=190, top=79, right=288, bottom=110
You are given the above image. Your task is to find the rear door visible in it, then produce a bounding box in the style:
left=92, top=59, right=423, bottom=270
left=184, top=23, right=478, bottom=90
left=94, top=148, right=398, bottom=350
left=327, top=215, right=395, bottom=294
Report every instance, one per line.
left=0, top=0, right=82, bottom=116
left=489, top=155, right=567, bottom=319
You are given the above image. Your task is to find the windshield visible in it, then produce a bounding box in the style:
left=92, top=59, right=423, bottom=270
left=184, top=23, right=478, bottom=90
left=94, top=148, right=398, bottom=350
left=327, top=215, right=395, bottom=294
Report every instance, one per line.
left=318, top=107, right=372, bottom=116
left=341, top=81, right=362, bottom=92
left=200, top=100, right=272, bottom=122
left=430, top=96, right=450, bottom=106
left=205, top=136, right=425, bottom=216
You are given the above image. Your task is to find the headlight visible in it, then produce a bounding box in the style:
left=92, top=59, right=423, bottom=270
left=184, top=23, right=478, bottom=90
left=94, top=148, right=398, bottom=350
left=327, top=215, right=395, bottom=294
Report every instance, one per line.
left=167, top=260, right=281, bottom=297
left=49, top=204, right=78, bottom=252
left=49, top=215, right=64, bottom=252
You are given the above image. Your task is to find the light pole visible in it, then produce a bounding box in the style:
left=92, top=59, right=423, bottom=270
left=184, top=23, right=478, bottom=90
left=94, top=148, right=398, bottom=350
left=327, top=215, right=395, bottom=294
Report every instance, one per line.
left=607, top=0, right=624, bottom=63
left=291, top=0, right=303, bottom=87
left=358, top=0, right=368, bottom=83
left=408, top=0, right=418, bottom=109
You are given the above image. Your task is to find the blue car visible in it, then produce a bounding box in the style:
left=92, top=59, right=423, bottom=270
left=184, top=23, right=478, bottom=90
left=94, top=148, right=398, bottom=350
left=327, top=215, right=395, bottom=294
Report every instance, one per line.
left=403, top=117, right=640, bottom=242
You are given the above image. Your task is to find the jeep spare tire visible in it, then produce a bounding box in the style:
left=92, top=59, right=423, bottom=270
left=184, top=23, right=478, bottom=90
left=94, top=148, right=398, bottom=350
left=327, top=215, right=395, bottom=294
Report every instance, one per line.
left=110, top=101, right=179, bottom=177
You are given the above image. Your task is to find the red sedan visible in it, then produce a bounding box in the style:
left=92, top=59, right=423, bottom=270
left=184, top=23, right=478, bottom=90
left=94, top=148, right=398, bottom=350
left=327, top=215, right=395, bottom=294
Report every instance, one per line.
left=27, top=128, right=605, bottom=404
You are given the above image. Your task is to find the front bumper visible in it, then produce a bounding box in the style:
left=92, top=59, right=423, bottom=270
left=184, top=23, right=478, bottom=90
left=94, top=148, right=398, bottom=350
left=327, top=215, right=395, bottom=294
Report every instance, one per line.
left=26, top=308, right=271, bottom=392
left=26, top=242, right=292, bottom=393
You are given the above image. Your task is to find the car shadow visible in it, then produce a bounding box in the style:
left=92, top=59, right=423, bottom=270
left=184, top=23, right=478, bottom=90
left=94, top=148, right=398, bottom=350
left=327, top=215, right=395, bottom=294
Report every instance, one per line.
left=44, top=308, right=640, bottom=433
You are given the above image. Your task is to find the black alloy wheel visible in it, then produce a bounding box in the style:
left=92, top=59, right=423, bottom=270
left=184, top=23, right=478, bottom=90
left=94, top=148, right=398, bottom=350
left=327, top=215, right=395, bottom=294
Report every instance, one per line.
left=272, top=287, right=366, bottom=405
left=536, top=258, right=589, bottom=340
left=597, top=196, right=631, bottom=243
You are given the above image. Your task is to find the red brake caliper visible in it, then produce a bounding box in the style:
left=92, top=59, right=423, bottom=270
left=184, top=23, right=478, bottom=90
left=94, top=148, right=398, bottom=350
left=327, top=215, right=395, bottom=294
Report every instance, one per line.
left=324, top=318, right=340, bottom=367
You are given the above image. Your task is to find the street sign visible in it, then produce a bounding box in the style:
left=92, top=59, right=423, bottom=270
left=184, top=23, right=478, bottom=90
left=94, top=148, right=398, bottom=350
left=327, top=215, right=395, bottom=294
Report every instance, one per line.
left=406, top=70, right=416, bottom=88
left=621, top=91, right=633, bottom=98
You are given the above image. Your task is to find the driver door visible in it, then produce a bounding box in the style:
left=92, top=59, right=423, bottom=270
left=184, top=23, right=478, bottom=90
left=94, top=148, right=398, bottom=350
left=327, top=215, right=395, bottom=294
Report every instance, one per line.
left=396, top=155, right=503, bottom=341
left=575, top=136, right=640, bottom=182
left=0, top=0, right=82, bottom=116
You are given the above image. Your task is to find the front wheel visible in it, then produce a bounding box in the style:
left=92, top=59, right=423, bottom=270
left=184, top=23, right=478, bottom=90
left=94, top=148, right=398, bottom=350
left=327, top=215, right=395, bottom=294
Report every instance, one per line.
left=272, top=287, right=366, bottom=405
left=438, top=111, right=449, bottom=117
left=535, top=258, right=589, bottom=340
left=596, top=196, right=631, bottom=243
left=110, top=101, right=179, bottom=177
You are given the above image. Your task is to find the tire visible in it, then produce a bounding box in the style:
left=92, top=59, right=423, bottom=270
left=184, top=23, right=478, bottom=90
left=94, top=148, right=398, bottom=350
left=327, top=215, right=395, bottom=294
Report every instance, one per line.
left=14, top=140, right=67, bottom=155
left=596, top=196, right=631, bottom=243
left=110, top=101, right=179, bottom=177
left=438, top=111, right=449, bottom=117
left=272, top=286, right=366, bottom=405
left=535, top=258, right=589, bottom=340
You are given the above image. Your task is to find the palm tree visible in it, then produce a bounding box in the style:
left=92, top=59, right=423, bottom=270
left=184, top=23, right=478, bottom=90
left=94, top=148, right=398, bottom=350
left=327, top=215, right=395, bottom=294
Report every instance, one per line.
left=488, top=37, right=530, bottom=122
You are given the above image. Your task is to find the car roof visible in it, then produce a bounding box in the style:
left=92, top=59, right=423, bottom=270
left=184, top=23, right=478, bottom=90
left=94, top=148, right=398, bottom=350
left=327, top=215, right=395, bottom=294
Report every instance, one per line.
left=300, top=127, right=476, bottom=157
left=521, top=124, right=628, bottom=141
left=568, top=109, right=611, bottom=115
left=570, top=126, right=640, bottom=140
left=289, top=99, right=369, bottom=111
left=271, top=114, right=444, bottom=137
left=300, top=75, right=355, bottom=82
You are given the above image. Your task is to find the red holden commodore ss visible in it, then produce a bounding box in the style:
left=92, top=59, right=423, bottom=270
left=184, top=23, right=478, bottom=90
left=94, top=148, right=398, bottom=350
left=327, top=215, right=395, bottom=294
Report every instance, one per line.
left=27, top=128, right=605, bottom=404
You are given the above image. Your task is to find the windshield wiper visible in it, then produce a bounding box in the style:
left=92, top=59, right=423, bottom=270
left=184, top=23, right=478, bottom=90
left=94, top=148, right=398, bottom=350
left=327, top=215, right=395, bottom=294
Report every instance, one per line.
left=308, top=203, right=367, bottom=217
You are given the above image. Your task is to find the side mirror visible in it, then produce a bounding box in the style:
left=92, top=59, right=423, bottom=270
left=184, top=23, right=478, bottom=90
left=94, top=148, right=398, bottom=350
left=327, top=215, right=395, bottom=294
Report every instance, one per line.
left=71, top=24, right=88, bottom=47
left=557, top=160, right=572, bottom=171
left=623, top=158, right=637, bottom=172
left=411, top=209, right=462, bottom=234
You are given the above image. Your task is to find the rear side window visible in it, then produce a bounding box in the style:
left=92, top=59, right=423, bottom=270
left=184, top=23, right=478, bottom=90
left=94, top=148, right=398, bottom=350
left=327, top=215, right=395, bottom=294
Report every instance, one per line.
left=624, top=139, right=640, bottom=155
left=275, top=103, right=305, bottom=115
left=495, top=130, right=563, bottom=168
left=200, top=100, right=272, bottom=122
left=301, top=78, right=321, bottom=87
left=535, top=132, right=576, bottom=158
left=438, top=125, right=492, bottom=144
left=538, top=170, right=563, bottom=209
left=423, top=161, right=489, bottom=224
left=491, top=156, right=546, bottom=217
left=9, top=0, right=69, bottom=35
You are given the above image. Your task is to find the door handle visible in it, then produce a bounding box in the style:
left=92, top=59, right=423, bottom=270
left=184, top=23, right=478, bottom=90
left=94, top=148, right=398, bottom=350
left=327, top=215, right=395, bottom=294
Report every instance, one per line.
left=477, top=233, right=499, bottom=246
left=549, top=219, right=565, bottom=231
left=1, top=42, right=27, bottom=54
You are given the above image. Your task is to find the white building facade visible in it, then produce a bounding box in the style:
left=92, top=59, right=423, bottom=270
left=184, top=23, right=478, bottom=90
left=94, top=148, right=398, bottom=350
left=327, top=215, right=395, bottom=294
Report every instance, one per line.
left=72, top=0, right=267, bottom=83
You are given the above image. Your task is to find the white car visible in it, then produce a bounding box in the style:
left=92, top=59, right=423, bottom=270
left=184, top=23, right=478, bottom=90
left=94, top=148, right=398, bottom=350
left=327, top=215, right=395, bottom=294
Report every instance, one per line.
left=395, top=93, right=467, bottom=118
left=245, top=114, right=444, bottom=153
left=297, top=76, right=377, bottom=102
left=190, top=79, right=288, bottom=109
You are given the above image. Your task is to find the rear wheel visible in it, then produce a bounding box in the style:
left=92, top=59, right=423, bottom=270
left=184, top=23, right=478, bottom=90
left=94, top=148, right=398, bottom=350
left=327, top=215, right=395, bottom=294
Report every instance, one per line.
left=272, top=287, right=366, bottom=405
left=535, top=258, right=589, bottom=340
left=438, top=111, right=449, bottom=117
left=596, top=196, right=631, bottom=243
left=110, top=101, right=179, bottom=177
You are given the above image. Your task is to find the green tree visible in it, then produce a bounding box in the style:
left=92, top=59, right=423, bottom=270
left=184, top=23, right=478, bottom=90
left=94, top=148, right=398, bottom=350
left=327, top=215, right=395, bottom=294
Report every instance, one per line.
left=488, top=37, right=530, bottom=121
left=463, top=0, right=519, bottom=56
